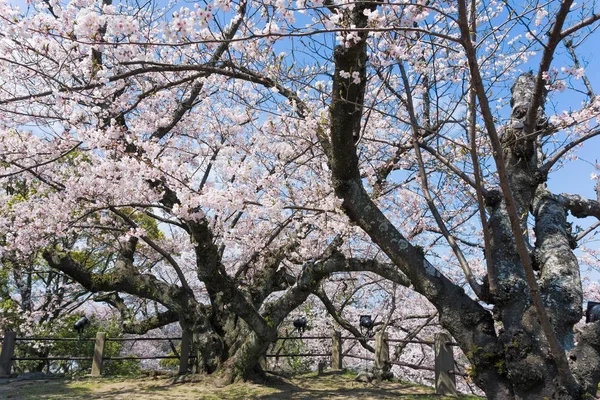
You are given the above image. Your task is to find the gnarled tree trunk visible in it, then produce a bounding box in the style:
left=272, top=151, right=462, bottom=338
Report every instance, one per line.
left=323, top=1, right=600, bottom=398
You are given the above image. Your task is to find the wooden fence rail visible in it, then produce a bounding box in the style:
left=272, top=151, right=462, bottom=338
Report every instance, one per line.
left=0, top=331, right=193, bottom=378
left=0, top=330, right=463, bottom=395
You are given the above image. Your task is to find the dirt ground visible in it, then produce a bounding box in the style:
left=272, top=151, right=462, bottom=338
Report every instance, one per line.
left=0, top=372, right=480, bottom=400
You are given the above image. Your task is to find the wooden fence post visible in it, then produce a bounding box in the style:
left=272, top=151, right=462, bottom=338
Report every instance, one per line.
left=178, top=330, right=191, bottom=375
left=0, top=332, right=17, bottom=377
left=91, top=332, right=106, bottom=376
left=375, top=330, right=389, bottom=369
left=435, top=332, right=457, bottom=396
left=331, top=331, right=342, bottom=370
left=317, top=359, right=326, bottom=375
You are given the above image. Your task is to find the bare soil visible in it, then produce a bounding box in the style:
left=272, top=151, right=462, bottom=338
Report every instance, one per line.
left=0, top=372, right=481, bottom=399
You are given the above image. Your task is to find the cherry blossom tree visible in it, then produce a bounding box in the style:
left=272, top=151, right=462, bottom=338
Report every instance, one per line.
left=1, top=0, right=600, bottom=397
left=0, top=0, right=413, bottom=382
left=315, top=0, right=600, bottom=398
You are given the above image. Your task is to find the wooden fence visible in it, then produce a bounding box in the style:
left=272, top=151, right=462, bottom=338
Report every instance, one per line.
left=0, top=330, right=463, bottom=395
left=0, top=331, right=193, bottom=377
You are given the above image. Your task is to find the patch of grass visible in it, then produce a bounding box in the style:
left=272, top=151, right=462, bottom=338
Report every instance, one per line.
left=191, top=384, right=282, bottom=400
left=0, top=373, right=483, bottom=399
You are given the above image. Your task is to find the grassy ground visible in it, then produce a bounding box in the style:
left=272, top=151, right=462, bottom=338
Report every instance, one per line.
left=0, top=371, right=482, bottom=400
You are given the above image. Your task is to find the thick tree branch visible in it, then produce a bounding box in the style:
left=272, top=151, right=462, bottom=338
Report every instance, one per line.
left=43, top=250, right=194, bottom=313
left=532, top=188, right=582, bottom=347
left=554, top=193, right=600, bottom=220
left=94, top=292, right=179, bottom=334
left=122, top=311, right=180, bottom=334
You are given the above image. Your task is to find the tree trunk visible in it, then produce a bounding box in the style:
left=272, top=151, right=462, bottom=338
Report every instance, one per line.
left=179, top=311, right=225, bottom=374
left=321, top=0, right=598, bottom=395
left=219, top=331, right=270, bottom=383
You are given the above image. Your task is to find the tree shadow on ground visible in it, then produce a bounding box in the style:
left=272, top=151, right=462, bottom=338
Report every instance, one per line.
left=0, top=379, right=93, bottom=399
left=256, top=371, right=470, bottom=400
